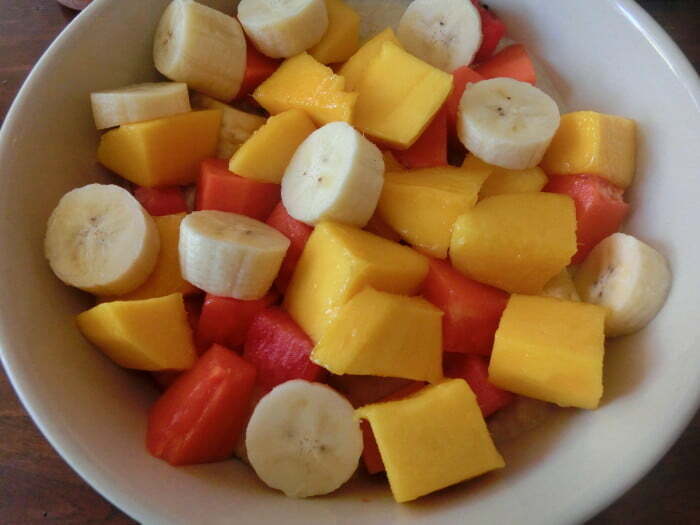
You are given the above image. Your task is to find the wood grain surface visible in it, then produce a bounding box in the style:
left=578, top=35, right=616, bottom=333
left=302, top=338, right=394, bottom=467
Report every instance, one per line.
left=0, top=1, right=698, bottom=523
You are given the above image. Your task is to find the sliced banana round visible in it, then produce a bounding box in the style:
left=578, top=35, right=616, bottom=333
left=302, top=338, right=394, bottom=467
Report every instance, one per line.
left=45, top=184, right=160, bottom=296
left=90, top=82, right=191, bottom=130
left=281, top=121, right=384, bottom=227
left=457, top=77, right=561, bottom=170
left=574, top=233, right=671, bottom=337
left=179, top=210, right=290, bottom=300
left=245, top=380, right=363, bottom=498
left=154, top=0, right=246, bottom=101
left=397, top=0, right=482, bottom=73
left=237, top=0, right=328, bottom=59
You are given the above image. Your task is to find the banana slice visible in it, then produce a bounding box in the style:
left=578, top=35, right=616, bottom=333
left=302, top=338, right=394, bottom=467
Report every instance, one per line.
left=90, top=82, right=191, bottom=130
left=574, top=233, right=671, bottom=337
left=154, top=0, right=246, bottom=101
left=237, top=0, right=328, bottom=59
left=245, top=380, right=363, bottom=498
left=281, top=121, right=384, bottom=227
left=179, top=210, right=290, bottom=300
left=396, top=0, right=482, bottom=72
left=45, top=184, right=160, bottom=296
left=457, top=77, right=560, bottom=170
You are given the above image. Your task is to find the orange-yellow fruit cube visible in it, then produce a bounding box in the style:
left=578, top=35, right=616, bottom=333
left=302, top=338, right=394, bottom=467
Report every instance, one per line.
left=489, top=295, right=606, bottom=409
left=450, top=193, right=576, bottom=294
left=377, top=167, right=488, bottom=258
left=353, top=42, right=453, bottom=149
left=76, top=293, right=196, bottom=371
left=312, top=287, right=443, bottom=383
left=253, top=53, right=357, bottom=126
left=308, top=0, right=360, bottom=64
left=284, top=221, right=429, bottom=342
left=462, top=154, right=548, bottom=198
left=356, top=379, right=505, bottom=502
left=540, top=111, right=636, bottom=188
left=97, top=110, right=221, bottom=187
left=338, top=27, right=402, bottom=90
left=228, top=109, right=316, bottom=183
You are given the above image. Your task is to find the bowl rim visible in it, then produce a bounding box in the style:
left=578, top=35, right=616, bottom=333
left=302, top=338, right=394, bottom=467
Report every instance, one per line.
left=0, top=0, right=699, bottom=523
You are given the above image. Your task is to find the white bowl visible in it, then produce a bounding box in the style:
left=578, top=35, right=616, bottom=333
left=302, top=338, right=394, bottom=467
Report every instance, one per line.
left=1, top=1, right=699, bottom=523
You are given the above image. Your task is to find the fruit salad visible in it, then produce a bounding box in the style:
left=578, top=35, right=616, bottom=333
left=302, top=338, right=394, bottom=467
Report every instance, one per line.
left=43, top=0, right=672, bottom=504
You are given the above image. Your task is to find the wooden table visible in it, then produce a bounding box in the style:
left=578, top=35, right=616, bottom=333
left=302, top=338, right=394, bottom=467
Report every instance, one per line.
left=0, top=1, right=698, bottom=523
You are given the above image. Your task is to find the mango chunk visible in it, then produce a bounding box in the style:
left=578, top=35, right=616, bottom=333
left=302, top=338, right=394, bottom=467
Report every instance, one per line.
left=488, top=295, right=606, bottom=409
left=284, top=221, right=428, bottom=342
left=377, top=167, right=488, bottom=258
left=462, top=154, right=548, bottom=198
left=253, top=53, right=357, bottom=126
left=450, top=193, right=576, bottom=294
left=312, top=287, right=443, bottom=383
left=97, top=110, right=221, bottom=187
left=338, top=27, right=402, bottom=90
left=228, top=109, right=316, bottom=183
left=356, top=379, right=505, bottom=502
left=353, top=42, right=453, bottom=149
left=540, top=111, right=636, bottom=188
left=308, top=0, right=360, bottom=64
left=76, top=293, right=196, bottom=371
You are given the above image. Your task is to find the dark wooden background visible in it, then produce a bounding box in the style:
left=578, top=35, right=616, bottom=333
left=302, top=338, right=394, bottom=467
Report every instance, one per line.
left=0, top=0, right=698, bottom=523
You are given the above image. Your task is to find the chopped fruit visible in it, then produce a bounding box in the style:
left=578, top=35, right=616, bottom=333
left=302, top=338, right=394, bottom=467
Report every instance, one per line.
left=196, top=291, right=277, bottom=351
left=540, top=268, right=580, bottom=302
left=421, top=258, right=508, bottom=355
left=328, top=375, right=416, bottom=407
left=353, top=42, right=453, bottom=149
left=76, top=293, right=196, bottom=371
left=308, top=0, right=360, bottom=64
left=489, top=294, right=606, bottom=409
left=152, top=370, right=181, bottom=391
left=474, top=44, right=536, bottom=85
left=450, top=193, right=577, bottom=294
left=462, top=154, right=548, bottom=198
left=540, top=111, right=637, bottom=188
left=253, top=53, right=357, bottom=126
left=311, top=287, right=444, bottom=383
left=229, top=109, right=316, bottom=184
left=238, top=40, right=281, bottom=98
left=339, top=27, right=402, bottom=91
left=184, top=294, right=204, bottom=332
left=147, top=344, right=256, bottom=465
left=364, top=212, right=402, bottom=243
left=283, top=222, right=429, bottom=342
left=446, top=66, right=484, bottom=136
left=382, top=150, right=404, bottom=172
left=97, top=110, right=221, bottom=187
left=392, top=105, right=448, bottom=169
left=356, top=379, right=505, bottom=502
left=134, top=186, right=188, bottom=216
left=112, top=213, right=198, bottom=301
left=545, top=174, right=629, bottom=263
left=377, top=166, right=488, bottom=258
left=196, top=158, right=280, bottom=220
left=444, top=353, right=514, bottom=417
left=471, top=0, right=507, bottom=63
left=265, top=203, right=313, bottom=292
left=243, top=308, right=325, bottom=393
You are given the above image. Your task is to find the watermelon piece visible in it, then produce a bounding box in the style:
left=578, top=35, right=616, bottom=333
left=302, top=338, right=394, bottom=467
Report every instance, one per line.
left=475, top=44, right=536, bottom=85
left=134, top=186, right=188, bottom=216
left=237, top=39, right=281, bottom=99
left=265, top=202, right=313, bottom=292
left=471, top=1, right=507, bottom=63
left=446, top=66, right=484, bottom=137
left=392, top=105, right=448, bottom=169
left=444, top=353, right=514, bottom=417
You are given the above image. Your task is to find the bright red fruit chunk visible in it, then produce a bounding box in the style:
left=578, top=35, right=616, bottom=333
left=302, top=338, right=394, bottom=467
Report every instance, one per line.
left=134, top=186, right=188, bottom=216
left=475, top=44, right=536, bottom=85
left=444, top=353, right=514, bottom=417
left=446, top=66, right=484, bottom=137
left=237, top=40, right=281, bottom=99
left=147, top=344, right=257, bottom=465
left=265, top=203, right=313, bottom=292
left=545, top=174, right=629, bottom=264
left=392, top=106, right=448, bottom=169
left=471, top=1, right=507, bottom=63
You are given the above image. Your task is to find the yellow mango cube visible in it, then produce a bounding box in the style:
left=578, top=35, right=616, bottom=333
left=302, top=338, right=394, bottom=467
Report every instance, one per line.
left=338, top=27, right=402, bottom=90
left=308, top=0, right=360, bottom=64
left=228, top=109, right=316, bottom=183
left=97, top=110, right=221, bottom=187
left=253, top=53, right=357, bottom=126
left=462, top=154, right=548, bottom=198
left=489, top=295, right=606, bottom=409
left=312, top=287, right=443, bottom=382
left=356, top=379, right=505, bottom=502
left=540, top=111, right=636, bottom=188
left=284, top=221, right=429, bottom=342
left=76, top=293, right=196, bottom=371
left=353, top=42, right=453, bottom=149
left=377, top=167, right=488, bottom=258
left=450, top=193, right=577, bottom=294
left=110, top=213, right=197, bottom=301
